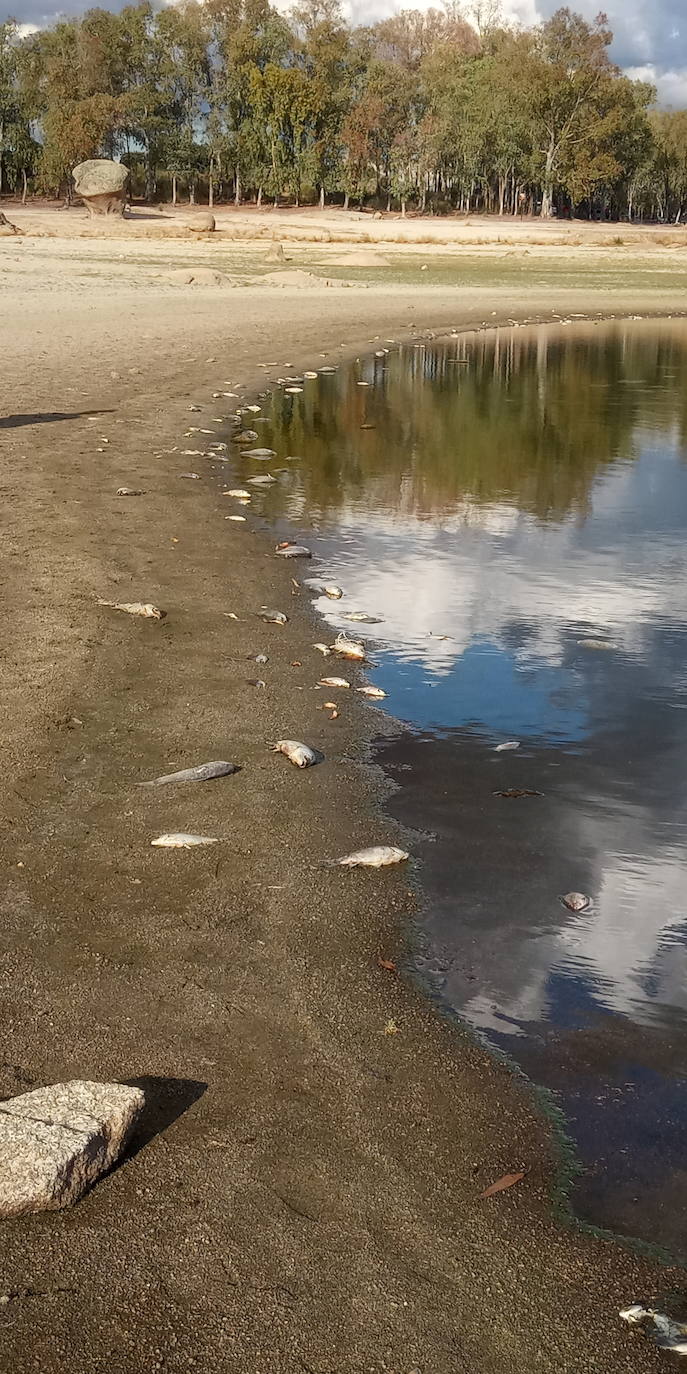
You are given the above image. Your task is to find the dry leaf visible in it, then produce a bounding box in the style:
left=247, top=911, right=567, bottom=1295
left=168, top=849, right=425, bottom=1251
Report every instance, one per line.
left=384, top=1019, right=400, bottom=1035
left=479, top=1171, right=525, bottom=1199
left=378, top=957, right=396, bottom=973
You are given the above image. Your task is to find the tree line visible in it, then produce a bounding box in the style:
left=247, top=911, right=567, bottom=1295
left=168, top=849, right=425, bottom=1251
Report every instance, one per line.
left=1, top=1, right=686, bottom=220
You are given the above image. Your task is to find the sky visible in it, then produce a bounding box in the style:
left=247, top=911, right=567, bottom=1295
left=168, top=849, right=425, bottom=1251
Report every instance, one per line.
left=10, top=0, right=687, bottom=108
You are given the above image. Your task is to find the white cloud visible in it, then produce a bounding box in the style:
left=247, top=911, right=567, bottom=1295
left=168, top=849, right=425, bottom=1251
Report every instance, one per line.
left=626, top=63, right=687, bottom=107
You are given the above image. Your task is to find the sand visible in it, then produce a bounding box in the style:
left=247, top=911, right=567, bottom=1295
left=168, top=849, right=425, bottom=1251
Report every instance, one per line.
left=0, top=206, right=683, bottom=1373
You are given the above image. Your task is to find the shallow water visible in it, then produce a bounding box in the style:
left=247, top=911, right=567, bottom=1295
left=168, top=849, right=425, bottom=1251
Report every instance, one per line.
left=231, top=320, right=687, bottom=1257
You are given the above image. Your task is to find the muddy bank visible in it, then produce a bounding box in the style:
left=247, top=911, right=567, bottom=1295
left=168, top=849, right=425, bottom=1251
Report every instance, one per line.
left=0, top=272, right=684, bottom=1371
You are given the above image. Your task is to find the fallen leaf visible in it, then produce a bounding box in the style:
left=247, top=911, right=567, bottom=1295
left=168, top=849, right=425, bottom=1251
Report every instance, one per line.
left=378, top=957, right=396, bottom=973
left=291, top=660, right=302, bottom=668
left=479, top=1171, right=525, bottom=1199
left=384, top=1019, right=400, bottom=1035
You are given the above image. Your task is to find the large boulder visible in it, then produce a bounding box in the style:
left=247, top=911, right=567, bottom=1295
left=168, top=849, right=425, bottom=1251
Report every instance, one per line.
left=185, top=211, right=215, bottom=233
left=73, top=159, right=128, bottom=217
left=0, top=1079, right=145, bottom=1215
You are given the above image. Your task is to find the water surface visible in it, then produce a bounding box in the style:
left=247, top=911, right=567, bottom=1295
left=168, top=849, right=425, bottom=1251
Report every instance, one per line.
left=230, top=321, right=687, bottom=1257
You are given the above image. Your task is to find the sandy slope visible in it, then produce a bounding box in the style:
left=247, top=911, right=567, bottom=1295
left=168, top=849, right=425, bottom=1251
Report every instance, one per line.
left=0, top=219, right=682, bottom=1372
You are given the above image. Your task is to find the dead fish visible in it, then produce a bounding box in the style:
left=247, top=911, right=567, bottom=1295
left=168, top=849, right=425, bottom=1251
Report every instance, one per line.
left=494, top=740, right=520, bottom=752
left=188, top=404, right=201, bottom=412
left=493, top=788, right=542, bottom=799
left=180, top=472, right=201, bottom=480
left=304, top=371, right=318, bottom=379
left=246, top=678, right=266, bottom=688
left=244, top=404, right=262, bottom=413
left=334, top=846, right=409, bottom=868
left=561, top=891, right=591, bottom=912
left=578, top=638, right=617, bottom=651
left=226, top=514, right=246, bottom=522
left=232, top=430, right=259, bottom=443
left=620, top=1306, right=687, bottom=1354
left=272, top=739, right=321, bottom=767
left=319, top=366, right=336, bottom=374
left=342, top=612, right=382, bottom=624
left=254, top=653, right=269, bottom=664
left=151, top=833, right=219, bottom=848
left=285, top=386, right=303, bottom=394
left=333, top=632, right=366, bottom=661
left=248, top=475, right=277, bottom=486
left=226, top=488, right=251, bottom=498
left=243, top=448, right=276, bottom=458
left=303, top=579, right=343, bottom=599
left=313, top=643, right=332, bottom=656
left=116, top=487, right=145, bottom=496
left=259, top=610, right=288, bottom=624
left=276, top=545, right=312, bottom=559
left=97, top=599, right=166, bottom=620
left=319, top=676, right=350, bottom=688
left=139, top=761, right=238, bottom=787
left=357, top=686, right=387, bottom=699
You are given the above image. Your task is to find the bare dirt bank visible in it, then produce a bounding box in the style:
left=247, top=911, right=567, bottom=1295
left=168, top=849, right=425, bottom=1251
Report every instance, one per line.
left=0, top=234, right=683, bottom=1372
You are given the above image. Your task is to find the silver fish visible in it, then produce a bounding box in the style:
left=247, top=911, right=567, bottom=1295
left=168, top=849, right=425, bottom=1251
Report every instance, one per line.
left=259, top=610, right=288, bottom=625
left=333, top=632, right=366, bottom=661
left=243, top=448, right=276, bottom=458
left=248, top=475, right=277, bottom=486
left=578, top=638, right=617, bottom=650
left=226, top=488, right=251, bottom=498
left=620, top=1306, right=687, bottom=1354
left=272, top=739, right=321, bottom=767
left=319, top=676, right=350, bottom=688
left=98, top=599, right=166, bottom=620
left=254, top=653, right=269, bottom=664
left=151, top=833, right=220, bottom=848
left=494, top=740, right=520, bottom=752
left=139, top=761, right=238, bottom=787
left=275, top=545, right=312, bottom=559
left=342, top=612, right=382, bottom=624
left=561, top=891, right=591, bottom=912
left=303, top=579, right=343, bottom=599
left=180, top=472, right=201, bottom=480
left=357, top=686, right=387, bottom=699
left=246, top=678, right=266, bottom=688
left=313, top=643, right=332, bottom=656
left=334, top=846, right=409, bottom=868
left=226, top=514, right=247, bottom=522
left=232, top=430, right=259, bottom=443
left=116, top=487, right=145, bottom=496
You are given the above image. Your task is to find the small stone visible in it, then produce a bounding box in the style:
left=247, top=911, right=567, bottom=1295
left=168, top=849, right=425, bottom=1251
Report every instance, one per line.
left=0, top=1080, right=144, bottom=1216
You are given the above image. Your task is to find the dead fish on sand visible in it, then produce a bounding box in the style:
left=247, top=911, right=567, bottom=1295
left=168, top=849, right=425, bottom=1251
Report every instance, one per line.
left=272, top=740, right=321, bottom=767
left=232, top=430, right=259, bottom=443
left=561, top=891, right=592, bottom=912
left=226, top=488, right=251, bottom=499
left=319, top=676, right=350, bottom=688
left=139, top=761, right=238, bottom=787
left=578, top=638, right=617, bottom=651
left=342, top=612, right=382, bottom=624
left=151, top=833, right=220, bottom=848
left=98, top=599, right=166, bottom=620
left=116, top=487, right=145, bottom=496
left=226, top=514, right=247, bottom=522
left=244, top=448, right=276, bottom=458
left=313, top=643, right=332, bottom=656
left=276, top=545, right=312, bottom=559
left=333, top=632, right=366, bottom=661
left=248, top=474, right=277, bottom=486
left=303, top=579, right=343, bottom=599
left=357, top=686, right=387, bottom=699
left=494, top=740, right=520, bottom=752
left=180, top=472, right=201, bottom=480
left=333, top=846, right=409, bottom=868
left=620, top=1305, right=687, bottom=1355
left=259, top=609, right=288, bottom=624
left=247, top=677, right=266, bottom=688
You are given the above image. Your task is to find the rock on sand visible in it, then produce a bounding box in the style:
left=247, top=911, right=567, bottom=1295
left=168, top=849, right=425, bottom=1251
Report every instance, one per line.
left=0, top=1080, right=145, bottom=1216
left=161, top=268, right=235, bottom=287
left=72, top=159, right=128, bottom=217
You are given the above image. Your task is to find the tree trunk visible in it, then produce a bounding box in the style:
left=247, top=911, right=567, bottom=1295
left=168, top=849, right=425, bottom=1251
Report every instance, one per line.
left=21, top=169, right=27, bottom=204
left=172, top=174, right=177, bottom=206
left=234, top=166, right=240, bottom=206
left=189, top=179, right=195, bottom=205
left=401, top=197, right=406, bottom=217
left=541, top=136, right=556, bottom=218
left=386, top=193, right=391, bottom=212
left=208, top=158, right=214, bottom=208
left=319, top=184, right=325, bottom=209
left=343, top=191, right=349, bottom=211
left=144, top=144, right=155, bottom=204
left=257, top=186, right=263, bottom=208
left=498, top=176, right=506, bottom=216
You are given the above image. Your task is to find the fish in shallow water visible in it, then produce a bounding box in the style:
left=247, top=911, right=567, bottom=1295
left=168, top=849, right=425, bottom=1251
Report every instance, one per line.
left=226, top=488, right=251, bottom=499
left=98, top=599, right=166, bottom=620
left=560, top=891, right=591, bottom=912
left=302, top=579, right=343, bottom=599
left=232, top=430, right=259, bottom=443
left=357, top=686, right=387, bottom=699
left=259, top=609, right=288, bottom=625
left=494, top=740, right=520, bottom=752
left=578, top=638, right=617, bottom=651
left=333, top=846, right=409, bottom=868
left=151, top=833, right=220, bottom=848
left=333, top=633, right=366, bottom=661
left=342, top=612, right=382, bottom=624
left=272, top=740, right=321, bottom=767
left=275, top=545, right=312, bottom=559
left=248, top=474, right=277, bottom=486
left=139, top=761, right=238, bottom=787
left=243, top=448, right=276, bottom=458
left=319, top=676, right=350, bottom=688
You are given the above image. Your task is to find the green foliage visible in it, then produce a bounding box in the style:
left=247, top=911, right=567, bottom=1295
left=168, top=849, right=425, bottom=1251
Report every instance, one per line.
left=0, top=2, right=682, bottom=217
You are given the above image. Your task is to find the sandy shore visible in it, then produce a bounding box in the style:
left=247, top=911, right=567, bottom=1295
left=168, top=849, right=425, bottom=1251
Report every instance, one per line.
left=0, top=213, right=684, bottom=1372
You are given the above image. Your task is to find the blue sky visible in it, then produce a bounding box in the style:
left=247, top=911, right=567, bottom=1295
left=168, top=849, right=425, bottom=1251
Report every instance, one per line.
left=10, top=0, right=687, bottom=108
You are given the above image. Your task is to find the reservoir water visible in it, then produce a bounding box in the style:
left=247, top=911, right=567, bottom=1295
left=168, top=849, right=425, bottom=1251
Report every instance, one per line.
left=230, top=320, right=687, bottom=1257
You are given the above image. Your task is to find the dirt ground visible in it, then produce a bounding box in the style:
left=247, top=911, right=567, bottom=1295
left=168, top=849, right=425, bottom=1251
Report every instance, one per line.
left=0, top=209, right=685, bottom=1373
